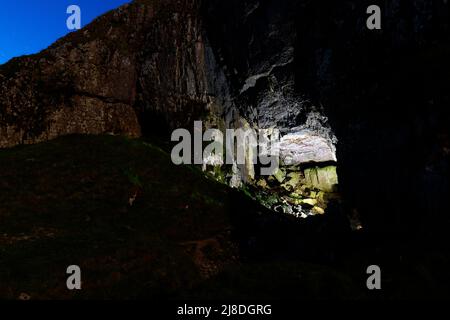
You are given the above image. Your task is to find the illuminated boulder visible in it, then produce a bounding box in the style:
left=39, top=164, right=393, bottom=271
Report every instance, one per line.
left=278, top=131, right=337, bottom=166
left=304, top=166, right=338, bottom=193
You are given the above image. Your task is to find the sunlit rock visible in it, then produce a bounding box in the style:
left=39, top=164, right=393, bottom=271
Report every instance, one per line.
left=202, top=153, right=224, bottom=171
left=301, top=198, right=317, bottom=206
left=312, top=206, right=325, bottom=215
left=304, top=166, right=338, bottom=192
left=289, top=192, right=302, bottom=199
left=273, top=168, right=286, bottom=183
left=281, top=172, right=301, bottom=191
left=229, top=162, right=243, bottom=188
left=256, top=179, right=268, bottom=188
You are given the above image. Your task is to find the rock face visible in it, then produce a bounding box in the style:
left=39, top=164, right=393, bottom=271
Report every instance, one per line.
left=202, top=0, right=337, bottom=162
left=0, top=0, right=230, bottom=148
left=278, top=132, right=336, bottom=166
left=0, top=0, right=345, bottom=222
left=1, top=0, right=336, bottom=175
left=1, top=0, right=336, bottom=163
left=304, top=166, right=338, bottom=193
left=1, top=0, right=449, bottom=236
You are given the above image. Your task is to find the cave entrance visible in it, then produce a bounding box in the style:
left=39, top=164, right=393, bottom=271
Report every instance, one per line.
left=250, top=129, right=339, bottom=219
left=201, top=122, right=340, bottom=220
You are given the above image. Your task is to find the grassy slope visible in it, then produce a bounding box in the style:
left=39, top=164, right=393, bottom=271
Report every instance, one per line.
left=0, top=135, right=237, bottom=299
left=0, top=135, right=364, bottom=300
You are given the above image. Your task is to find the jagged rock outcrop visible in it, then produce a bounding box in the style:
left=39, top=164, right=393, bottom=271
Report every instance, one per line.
left=1, top=0, right=336, bottom=166
left=0, top=0, right=340, bottom=221
left=202, top=0, right=338, bottom=167
left=278, top=133, right=336, bottom=165
left=0, top=0, right=231, bottom=148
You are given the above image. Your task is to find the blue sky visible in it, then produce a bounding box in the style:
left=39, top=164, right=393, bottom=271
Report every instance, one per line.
left=0, top=0, right=131, bottom=64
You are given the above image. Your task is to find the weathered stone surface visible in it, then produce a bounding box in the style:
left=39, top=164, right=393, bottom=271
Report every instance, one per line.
left=301, top=198, right=317, bottom=206
left=278, top=131, right=337, bottom=166
left=273, top=168, right=286, bottom=183
left=312, top=206, right=325, bottom=215
left=304, top=166, right=338, bottom=193
left=256, top=179, right=268, bottom=189
left=282, top=172, right=301, bottom=190
left=0, top=0, right=230, bottom=148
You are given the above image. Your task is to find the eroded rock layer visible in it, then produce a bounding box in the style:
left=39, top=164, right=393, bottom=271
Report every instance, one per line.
left=0, top=0, right=231, bottom=147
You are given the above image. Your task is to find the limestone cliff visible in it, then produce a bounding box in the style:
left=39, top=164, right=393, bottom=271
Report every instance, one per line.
left=0, top=0, right=230, bottom=148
